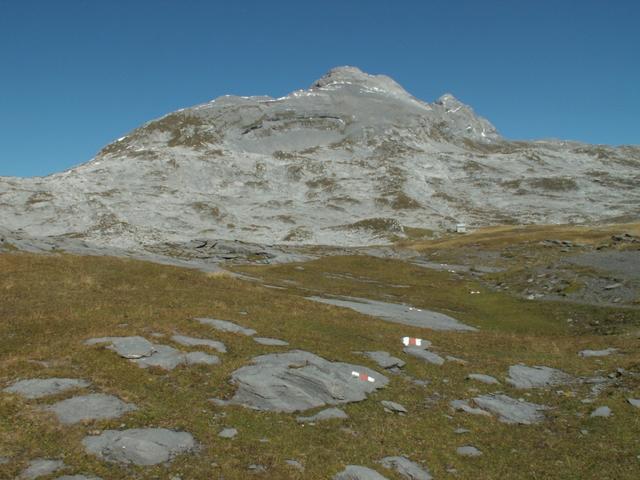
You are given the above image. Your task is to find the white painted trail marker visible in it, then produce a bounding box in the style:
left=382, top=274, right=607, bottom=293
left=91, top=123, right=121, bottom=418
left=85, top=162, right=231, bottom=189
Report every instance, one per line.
left=351, top=371, right=375, bottom=383
left=402, top=337, right=423, bottom=347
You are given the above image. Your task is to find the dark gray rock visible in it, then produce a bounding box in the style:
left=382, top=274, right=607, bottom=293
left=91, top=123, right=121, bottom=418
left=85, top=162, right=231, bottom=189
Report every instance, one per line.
left=218, top=428, right=238, bottom=439
left=82, top=428, right=197, bottom=466
left=21, top=459, right=66, bottom=479
left=403, top=347, right=445, bottom=366
left=4, top=378, right=90, bottom=400
left=253, top=337, right=289, bottom=346
left=84, top=336, right=155, bottom=359
left=506, top=364, right=572, bottom=389
left=171, top=334, right=227, bottom=353
left=307, top=296, right=476, bottom=331
left=46, top=393, right=137, bottom=425
left=227, top=350, right=388, bottom=412
left=379, top=456, right=432, bottom=480
left=467, top=373, right=500, bottom=385
left=473, top=394, right=549, bottom=424
left=456, top=446, right=482, bottom=457
left=381, top=400, right=408, bottom=414
left=333, top=465, right=390, bottom=479
left=363, top=351, right=406, bottom=369
left=296, top=407, right=349, bottom=423
left=194, top=318, right=256, bottom=336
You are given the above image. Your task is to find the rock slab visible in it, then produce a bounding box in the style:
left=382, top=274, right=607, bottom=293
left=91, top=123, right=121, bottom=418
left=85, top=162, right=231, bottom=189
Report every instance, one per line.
left=403, top=347, right=445, bottom=366
left=171, top=335, right=227, bottom=353
left=227, top=350, right=388, bottom=412
left=363, top=351, right=406, bottom=369
left=4, top=378, right=90, bottom=400
left=82, top=428, right=197, bottom=466
left=253, top=337, right=289, bottom=346
left=46, top=393, right=137, bottom=425
left=21, top=459, right=66, bottom=479
left=194, top=318, right=256, bottom=336
left=296, top=407, right=349, bottom=423
left=379, top=456, right=432, bottom=479
left=473, top=394, right=549, bottom=424
left=506, top=364, right=572, bottom=389
left=333, top=465, right=389, bottom=479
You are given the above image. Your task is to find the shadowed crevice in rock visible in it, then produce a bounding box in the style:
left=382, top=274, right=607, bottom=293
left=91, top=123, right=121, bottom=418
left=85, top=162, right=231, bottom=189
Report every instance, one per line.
left=224, top=350, right=388, bottom=412
left=3, top=378, right=90, bottom=400
left=82, top=428, right=197, bottom=466
left=307, top=295, right=476, bottom=331
left=45, top=393, right=137, bottom=425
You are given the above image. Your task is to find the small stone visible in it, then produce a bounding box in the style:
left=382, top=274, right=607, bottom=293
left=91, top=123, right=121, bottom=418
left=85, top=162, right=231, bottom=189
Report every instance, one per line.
left=363, top=351, right=406, bottom=369
left=379, top=456, right=432, bottom=479
left=285, top=459, right=304, bottom=471
left=296, top=407, right=348, bottom=423
left=403, top=347, right=445, bottom=366
left=627, top=398, right=640, bottom=408
left=253, top=337, right=289, bottom=346
left=3, top=378, right=90, bottom=400
left=247, top=464, right=266, bottom=473
left=506, top=364, right=572, bottom=389
left=85, top=336, right=155, bottom=359
left=171, top=335, right=227, bottom=353
left=381, top=400, right=408, bottom=414
left=590, top=406, right=612, bottom=418
left=456, top=446, right=482, bottom=457
left=579, top=348, right=618, bottom=358
left=194, top=318, right=256, bottom=336
left=473, top=394, right=549, bottom=424
left=218, top=428, right=238, bottom=439
left=467, top=373, right=500, bottom=385
left=450, top=399, right=491, bottom=417
left=184, top=351, right=220, bottom=365
left=21, top=459, right=66, bottom=479
left=454, top=428, right=470, bottom=434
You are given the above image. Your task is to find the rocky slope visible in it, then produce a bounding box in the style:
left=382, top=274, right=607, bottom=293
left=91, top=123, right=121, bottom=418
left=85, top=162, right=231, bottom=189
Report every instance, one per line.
left=1, top=66, right=639, bottom=250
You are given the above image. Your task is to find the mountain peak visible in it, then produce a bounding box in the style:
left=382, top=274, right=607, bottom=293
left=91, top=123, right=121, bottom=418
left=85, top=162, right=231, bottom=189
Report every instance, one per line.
left=311, top=66, right=412, bottom=98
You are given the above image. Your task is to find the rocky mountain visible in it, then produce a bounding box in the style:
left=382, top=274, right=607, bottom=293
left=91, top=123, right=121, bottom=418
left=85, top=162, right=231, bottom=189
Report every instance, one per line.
left=1, top=66, right=639, bottom=251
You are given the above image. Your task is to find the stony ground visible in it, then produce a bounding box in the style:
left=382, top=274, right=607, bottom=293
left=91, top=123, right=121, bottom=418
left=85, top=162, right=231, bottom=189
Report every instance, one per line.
left=1, top=224, right=639, bottom=479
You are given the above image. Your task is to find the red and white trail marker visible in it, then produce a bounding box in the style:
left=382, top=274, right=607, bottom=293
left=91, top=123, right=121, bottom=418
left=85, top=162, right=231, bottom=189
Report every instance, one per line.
left=402, top=337, right=423, bottom=347
left=351, top=371, right=375, bottom=383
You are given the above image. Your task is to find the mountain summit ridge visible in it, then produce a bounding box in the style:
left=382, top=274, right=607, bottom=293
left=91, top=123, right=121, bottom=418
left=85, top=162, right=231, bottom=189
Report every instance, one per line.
left=0, top=67, right=638, bottom=251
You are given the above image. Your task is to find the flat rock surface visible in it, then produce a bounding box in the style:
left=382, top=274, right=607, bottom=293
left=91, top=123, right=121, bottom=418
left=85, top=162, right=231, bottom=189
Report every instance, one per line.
left=306, top=296, right=477, bottom=331
left=85, top=336, right=155, bottom=359
left=4, top=378, right=90, bottom=400
left=227, top=350, right=388, bottom=412
left=473, top=394, right=549, bottom=424
left=506, top=364, right=572, bottom=389
left=467, top=373, right=500, bottom=385
left=403, top=347, right=445, bottom=366
left=379, top=456, right=432, bottom=480
left=21, top=458, right=66, bottom=479
left=194, top=317, right=256, bottom=336
left=456, top=446, right=482, bottom=457
left=253, top=337, right=289, bottom=346
left=363, top=351, right=406, bottom=369
left=590, top=406, right=612, bottom=418
left=450, top=399, right=492, bottom=417
left=82, top=428, right=197, bottom=466
left=46, top=393, right=137, bottom=425
left=333, top=465, right=390, bottom=479
left=171, top=334, right=227, bottom=353
left=218, top=428, right=238, bottom=439
left=296, top=407, right=349, bottom=423
left=381, top=400, right=408, bottom=413
left=579, top=348, right=618, bottom=358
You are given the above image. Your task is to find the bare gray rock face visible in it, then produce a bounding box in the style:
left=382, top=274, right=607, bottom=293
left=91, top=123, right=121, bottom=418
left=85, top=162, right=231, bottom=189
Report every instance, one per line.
left=82, top=428, right=197, bottom=466
left=86, top=337, right=218, bottom=370
left=403, top=347, right=445, bottom=366
left=218, top=428, right=238, bottom=439
left=296, top=407, right=349, bottom=423
left=194, top=318, right=256, bottom=336
left=506, top=364, right=572, bottom=389
left=253, top=337, right=289, bottom=346
left=21, top=459, right=66, bottom=479
left=379, top=456, right=432, bottom=480
left=227, top=350, right=388, bottom=412
left=307, top=296, right=476, bottom=331
left=467, top=373, right=500, bottom=385
left=4, top=378, right=90, bottom=400
left=473, top=394, right=549, bottom=424
left=84, top=336, right=155, bottom=359
left=171, top=334, right=227, bottom=353
left=579, top=348, right=618, bottom=358
left=381, top=400, right=408, bottom=414
left=45, top=393, right=137, bottom=425
left=333, top=465, right=390, bottom=480
left=363, top=351, right=406, bottom=370
left=456, top=446, right=482, bottom=457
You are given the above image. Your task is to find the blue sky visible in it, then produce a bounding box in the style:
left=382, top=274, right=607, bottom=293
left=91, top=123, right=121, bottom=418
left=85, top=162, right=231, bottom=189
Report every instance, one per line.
left=1, top=0, right=638, bottom=177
